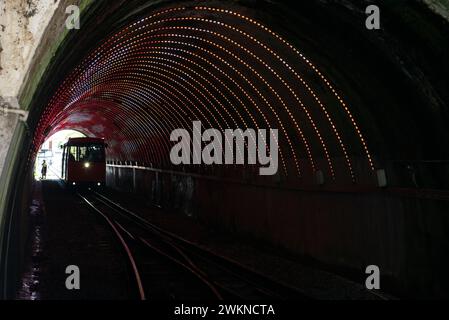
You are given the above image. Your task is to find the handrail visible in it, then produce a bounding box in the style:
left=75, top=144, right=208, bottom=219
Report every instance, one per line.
left=106, top=163, right=449, bottom=200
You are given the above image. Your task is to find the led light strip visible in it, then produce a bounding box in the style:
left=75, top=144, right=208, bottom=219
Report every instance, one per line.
left=35, top=5, right=375, bottom=183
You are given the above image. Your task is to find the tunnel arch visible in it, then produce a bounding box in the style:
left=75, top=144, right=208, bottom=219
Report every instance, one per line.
left=31, top=2, right=380, bottom=187
left=24, top=0, right=449, bottom=190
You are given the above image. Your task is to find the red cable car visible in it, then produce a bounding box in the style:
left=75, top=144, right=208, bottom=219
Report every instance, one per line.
left=62, top=137, right=106, bottom=187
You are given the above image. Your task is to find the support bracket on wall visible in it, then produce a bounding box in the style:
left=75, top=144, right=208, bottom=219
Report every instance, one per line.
left=0, top=97, right=29, bottom=122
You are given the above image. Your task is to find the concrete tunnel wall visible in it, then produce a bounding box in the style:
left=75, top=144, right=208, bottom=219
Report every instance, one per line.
left=0, top=0, right=95, bottom=298
left=1, top=0, right=449, bottom=298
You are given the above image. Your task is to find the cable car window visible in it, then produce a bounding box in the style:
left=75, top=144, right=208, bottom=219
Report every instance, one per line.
left=79, top=146, right=87, bottom=161
left=69, top=146, right=78, bottom=161
left=79, top=144, right=104, bottom=162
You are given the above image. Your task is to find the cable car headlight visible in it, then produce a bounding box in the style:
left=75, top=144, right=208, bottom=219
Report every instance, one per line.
left=84, top=162, right=91, bottom=168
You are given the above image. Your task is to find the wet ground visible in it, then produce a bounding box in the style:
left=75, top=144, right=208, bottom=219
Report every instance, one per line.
left=18, top=181, right=132, bottom=300
left=18, top=180, right=389, bottom=300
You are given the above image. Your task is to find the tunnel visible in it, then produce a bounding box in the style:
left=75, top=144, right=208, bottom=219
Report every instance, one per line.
left=0, top=0, right=448, bottom=301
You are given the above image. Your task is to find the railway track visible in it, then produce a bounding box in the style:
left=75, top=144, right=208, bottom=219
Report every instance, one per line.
left=78, top=191, right=310, bottom=300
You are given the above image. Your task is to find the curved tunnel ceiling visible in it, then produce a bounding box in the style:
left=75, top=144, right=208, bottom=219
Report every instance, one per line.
left=30, top=1, right=449, bottom=186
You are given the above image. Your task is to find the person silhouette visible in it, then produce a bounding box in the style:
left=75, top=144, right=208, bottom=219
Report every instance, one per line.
left=41, top=160, right=48, bottom=180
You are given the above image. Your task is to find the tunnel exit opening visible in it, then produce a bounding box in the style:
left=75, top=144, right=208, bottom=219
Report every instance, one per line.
left=34, top=130, right=86, bottom=181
